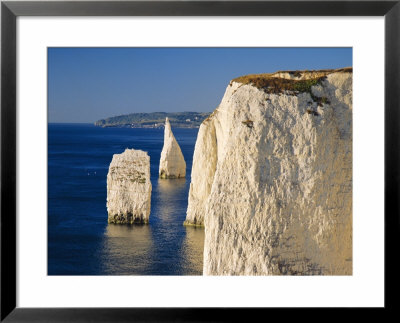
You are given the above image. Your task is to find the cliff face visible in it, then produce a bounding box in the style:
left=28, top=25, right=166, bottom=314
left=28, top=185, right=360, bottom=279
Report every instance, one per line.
left=186, top=68, right=352, bottom=275
left=107, top=148, right=152, bottom=224
left=159, top=118, right=186, bottom=179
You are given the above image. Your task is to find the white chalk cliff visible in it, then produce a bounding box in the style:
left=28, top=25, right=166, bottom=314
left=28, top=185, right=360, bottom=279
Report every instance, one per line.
left=186, top=68, right=352, bottom=275
left=159, top=118, right=186, bottom=179
left=107, top=148, right=152, bottom=224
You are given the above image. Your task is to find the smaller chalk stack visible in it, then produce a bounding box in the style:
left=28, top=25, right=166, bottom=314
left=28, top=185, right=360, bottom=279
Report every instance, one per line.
left=107, top=148, right=152, bottom=224
left=159, top=117, right=186, bottom=179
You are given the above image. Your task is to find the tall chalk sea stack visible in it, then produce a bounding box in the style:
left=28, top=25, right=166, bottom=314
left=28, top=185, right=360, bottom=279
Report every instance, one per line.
left=107, top=148, right=152, bottom=224
left=186, top=68, right=352, bottom=275
left=159, top=117, right=186, bottom=179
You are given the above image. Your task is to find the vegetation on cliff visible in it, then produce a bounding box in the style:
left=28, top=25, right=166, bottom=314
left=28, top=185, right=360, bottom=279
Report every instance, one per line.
left=232, top=67, right=352, bottom=95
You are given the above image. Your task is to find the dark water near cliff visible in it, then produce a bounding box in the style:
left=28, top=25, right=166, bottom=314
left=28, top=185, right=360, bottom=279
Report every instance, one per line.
left=48, top=124, right=204, bottom=275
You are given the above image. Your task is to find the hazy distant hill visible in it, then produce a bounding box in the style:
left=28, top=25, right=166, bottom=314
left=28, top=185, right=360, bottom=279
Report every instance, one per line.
left=94, top=112, right=211, bottom=128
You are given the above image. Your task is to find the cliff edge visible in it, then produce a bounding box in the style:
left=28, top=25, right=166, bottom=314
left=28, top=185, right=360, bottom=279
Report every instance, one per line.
left=186, top=68, right=352, bottom=275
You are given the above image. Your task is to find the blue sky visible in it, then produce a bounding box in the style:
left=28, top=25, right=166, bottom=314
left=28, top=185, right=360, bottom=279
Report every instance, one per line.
left=48, top=48, right=352, bottom=123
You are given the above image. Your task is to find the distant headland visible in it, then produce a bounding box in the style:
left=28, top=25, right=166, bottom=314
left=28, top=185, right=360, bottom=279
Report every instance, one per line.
left=94, top=112, right=211, bottom=128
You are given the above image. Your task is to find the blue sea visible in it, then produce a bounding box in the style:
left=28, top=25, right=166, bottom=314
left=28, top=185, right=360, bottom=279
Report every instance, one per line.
left=48, top=123, right=204, bottom=275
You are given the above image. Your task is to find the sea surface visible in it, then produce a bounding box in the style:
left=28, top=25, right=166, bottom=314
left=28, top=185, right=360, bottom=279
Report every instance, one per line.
left=48, top=123, right=204, bottom=275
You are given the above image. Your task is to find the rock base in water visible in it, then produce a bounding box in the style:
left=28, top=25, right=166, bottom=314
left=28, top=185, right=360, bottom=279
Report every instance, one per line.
left=108, top=213, right=149, bottom=224
left=183, top=220, right=204, bottom=227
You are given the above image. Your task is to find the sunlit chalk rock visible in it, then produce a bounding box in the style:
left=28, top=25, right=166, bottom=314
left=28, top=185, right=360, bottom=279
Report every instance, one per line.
left=107, top=148, right=151, bottom=224
left=186, top=68, right=353, bottom=275
left=159, top=117, right=186, bottom=179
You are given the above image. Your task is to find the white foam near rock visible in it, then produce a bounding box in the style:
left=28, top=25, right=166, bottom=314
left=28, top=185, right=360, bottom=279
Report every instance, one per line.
left=107, top=148, right=152, bottom=224
left=159, top=117, right=186, bottom=179
left=186, top=68, right=353, bottom=275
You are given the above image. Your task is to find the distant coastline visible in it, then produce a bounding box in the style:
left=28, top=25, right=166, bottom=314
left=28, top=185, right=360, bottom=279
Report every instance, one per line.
left=94, top=112, right=211, bottom=129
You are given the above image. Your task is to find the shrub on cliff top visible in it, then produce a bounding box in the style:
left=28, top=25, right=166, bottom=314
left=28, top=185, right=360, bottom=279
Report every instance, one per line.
left=232, top=67, right=352, bottom=95
left=233, top=74, right=324, bottom=93
left=232, top=75, right=324, bottom=95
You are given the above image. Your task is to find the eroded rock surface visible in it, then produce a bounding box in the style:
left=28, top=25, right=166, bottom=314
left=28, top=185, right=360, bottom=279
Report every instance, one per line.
left=186, top=68, right=352, bottom=275
left=159, top=117, right=186, bottom=179
left=107, top=148, right=151, bottom=224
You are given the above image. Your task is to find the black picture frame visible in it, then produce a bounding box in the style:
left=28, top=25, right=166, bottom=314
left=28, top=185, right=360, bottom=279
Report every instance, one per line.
left=1, top=0, right=399, bottom=321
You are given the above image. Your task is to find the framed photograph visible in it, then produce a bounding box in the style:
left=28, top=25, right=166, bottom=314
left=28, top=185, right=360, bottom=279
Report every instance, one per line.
left=1, top=0, right=398, bottom=321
